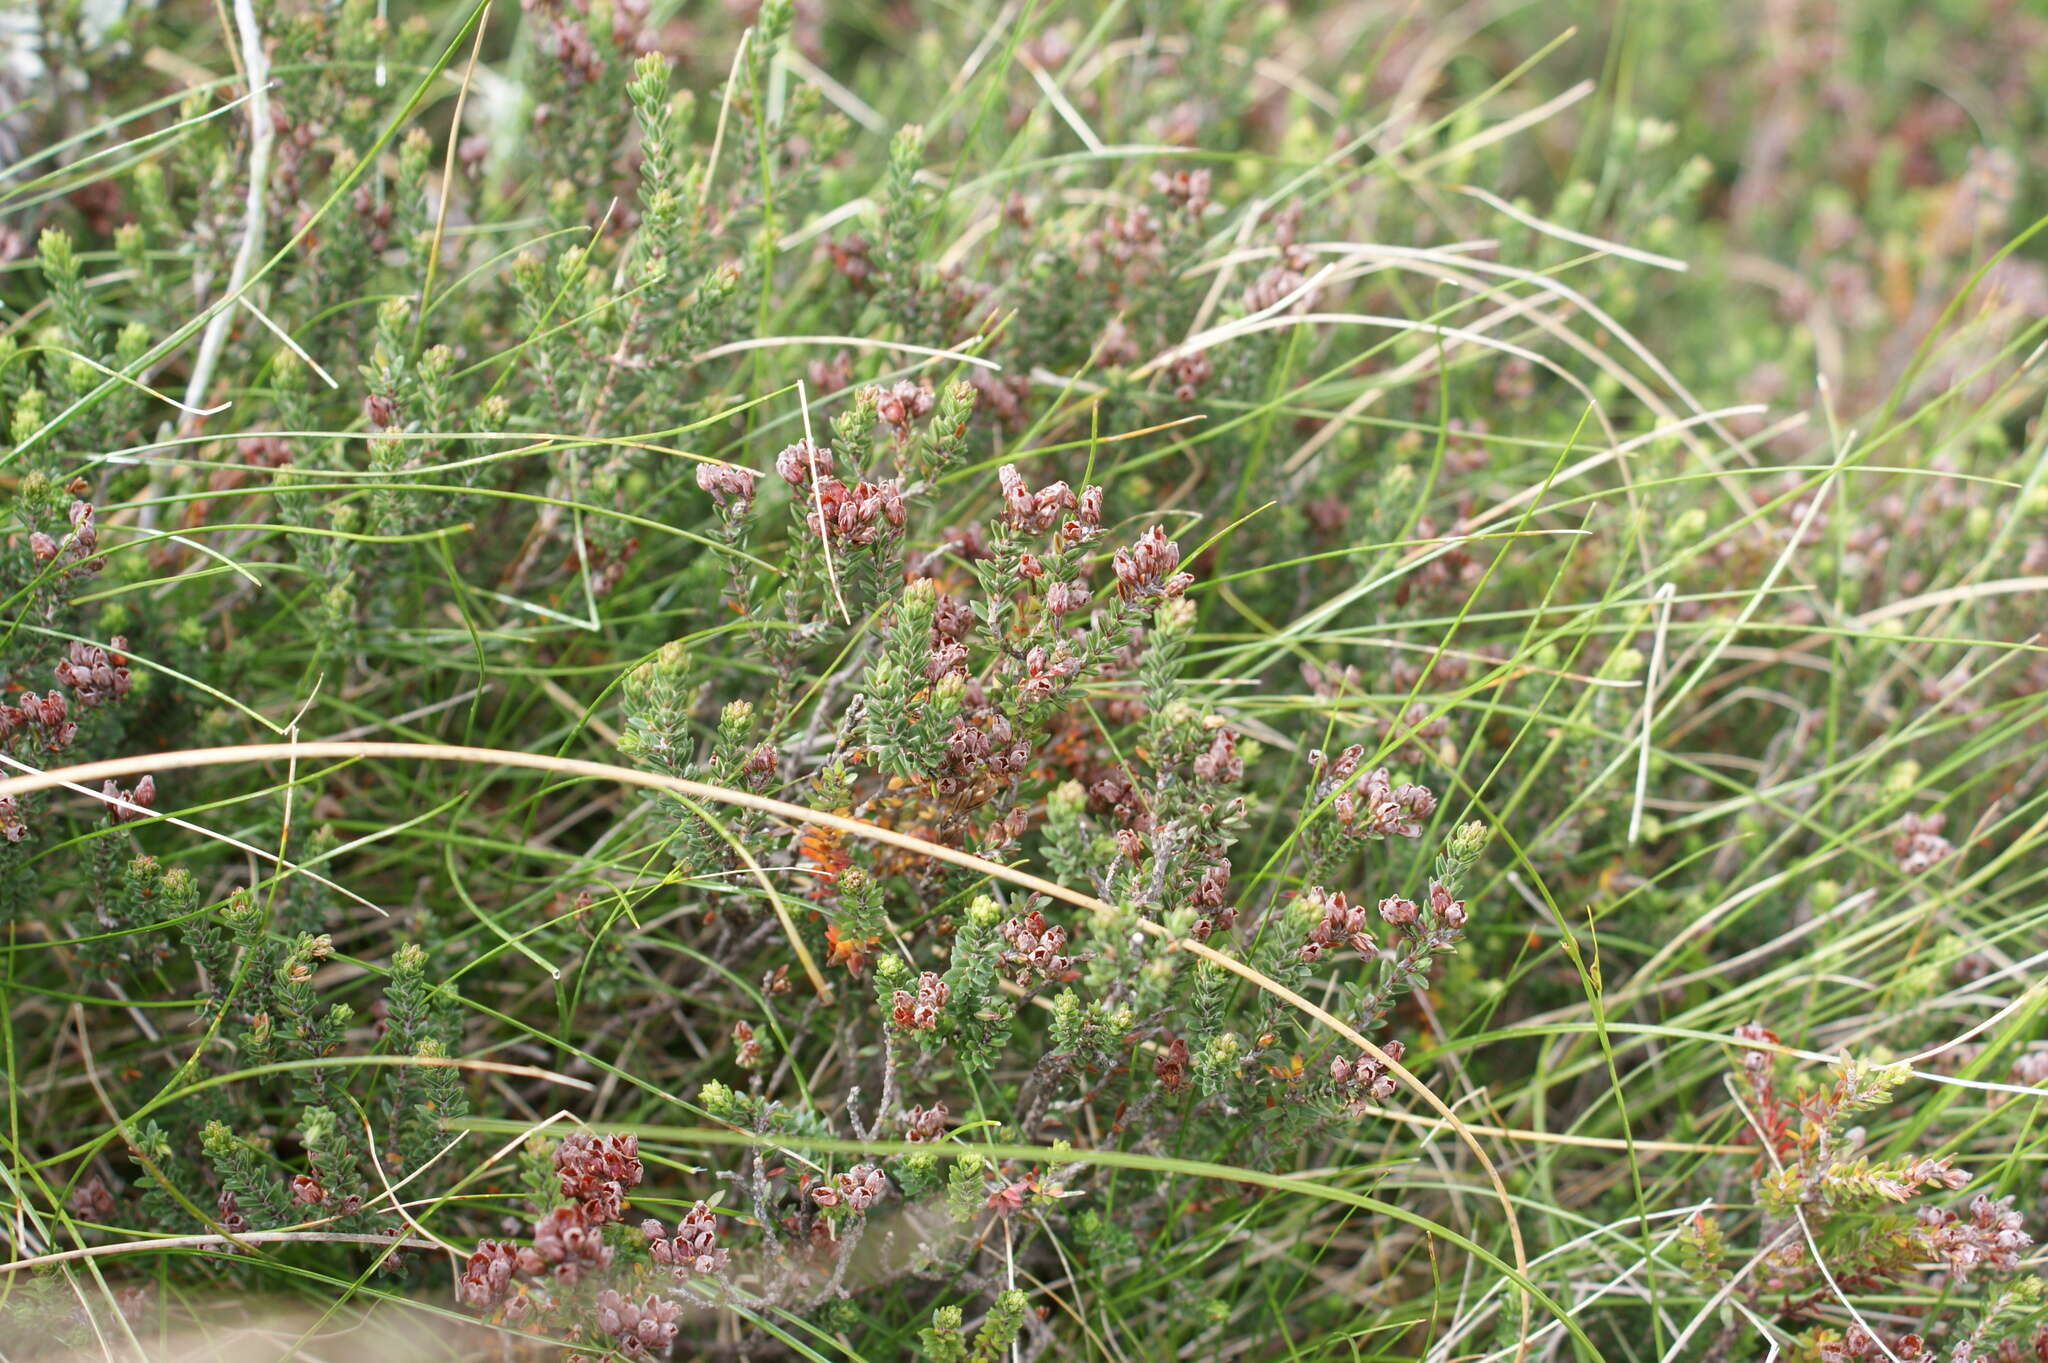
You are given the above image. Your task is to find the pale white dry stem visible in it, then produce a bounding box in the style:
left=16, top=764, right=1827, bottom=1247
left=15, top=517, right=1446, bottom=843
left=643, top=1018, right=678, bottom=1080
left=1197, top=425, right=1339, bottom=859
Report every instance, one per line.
left=1629, top=583, right=1678, bottom=844
left=181, top=0, right=272, bottom=416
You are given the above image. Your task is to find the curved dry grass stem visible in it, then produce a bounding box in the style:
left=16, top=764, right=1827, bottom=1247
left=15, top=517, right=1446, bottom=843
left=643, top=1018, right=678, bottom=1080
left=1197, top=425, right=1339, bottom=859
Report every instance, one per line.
left=2, top=1230, right=447, bottom=1275
left=0, top=740, right=1537, bottom=1350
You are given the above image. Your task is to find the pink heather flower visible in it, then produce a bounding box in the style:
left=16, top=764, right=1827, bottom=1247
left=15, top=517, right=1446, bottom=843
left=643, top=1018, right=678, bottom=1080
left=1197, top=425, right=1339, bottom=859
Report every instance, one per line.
left=805, top=476, right=908, bottom=545
left=553, top=1131, right=643, bottom=1224
left=1033, top=480, right=1077, bottom=527
left=1155, top=1037, right=1191, bottom=1092
left=104, top=774, right=155, bottom=824
left=903, top=1102, right=949, bottom=1142
left=775, top=437, right=833, bottom=488
left=1301, top=887, right=1376, bottom=960
left=1377, top=895, right=1418, bottom=929
left=1112, top=526, right=1193, bottom=600
left=1428, top=879, right=1467, bottom=931
left=999, top=464, right=1037, bottom=527
left=1243, top=265, right=1311, bottom=315
left=891, top=972, right=949, bottom=1030
left=530, top=1204, right=614, bottom=1281
left=1097, top=318, right=1141, bottom=366
left=55, top=639, right=131, bottom=707
left=836, top=1163, right=886, bottom=1211
left=695, top=461, right=757, bottom=512
left=1892, top=812, right=1955, bottom=875
left=1193, top=728, right=1242, bottom=783
left=1311, top=744, right=1365, bottom=787
left=594, top=1288, right=682, bottom=1357
left=457, top=1240, right=521, bottom=1309
left=644, top=1201, right=728, bottom=1276
left=1732, top=1022, right=1778, bottom=1078
left=998, top=910, right=1074, bottom=982
left=1045, top=579, right=1092, bottom=616
left=1151, top=168, right=1212, bottom=212
left=1354, top=768, right=1435, bottom=839
left=873, top=380, right=933, bottom=429
left=1918, top=1194, right=2032, bottom=1281
left=1171, top=351, right=1212, bottom=402
left=1331, top=1039, right=1403, bottom=1105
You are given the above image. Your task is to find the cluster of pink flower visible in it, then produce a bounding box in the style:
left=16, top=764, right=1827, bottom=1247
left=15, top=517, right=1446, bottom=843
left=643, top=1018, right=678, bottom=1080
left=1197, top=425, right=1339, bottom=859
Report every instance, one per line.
left=523, top=0, right=652, bottom=87
left=1092, top=201, right=1161, bottom=271
left=1918, top=1193, right=2032, bottom=1282
left=873, top=379, right=934, bottom=432
left=55, top=638, right=131, bottom=707
left=916, top=590, right=975, bottom=681
left=456, top=1132, right=648, bottom=1315
left=996, top=910, right=1073, bottom=985
left=776, top=437, right=909, bottom=547
left=100, top=774, right=156, bottom=826
left=643, top=1201, right=727, bottom=1277
left=1151, top=168, right=1212, bottom=215
left=731, top=1019, right=763, bottom=1069
left=891, top=971, right=949, bottom=1031
left=1154, top=1036, right=1191, bottom=1092
left=532, top=1203, right=615, bottom=1279
left=937, top=713, right=1033, bottom=798
left=593, top=1289, right=681, bottom=1358
left=457, top=1201, right=614, bottom=1312
left=773, top=437, right=831, bottom=487
left=553, top=1130, right=644, bottom=1223
left=902, top=1102, right=949, bottom=1142
left=27, top=501, right=105, bottom=579
left=1330, top=1039, right=1403, bottom=1106
left=1241, top=201, right=1313, bottom=317
left=1428, top=880, right=1467, bottom=931
left=1867, top=1156, right=1972, bottom=1202
left=694, top=462, right=757, bottom=516
left=1311, top=747, right=1437, bottom=840
left=1189, top=858, right=1237, bottom=942
left=968, top=370, right=1031, bottom=431
left=810, top=1163, right=886, bottom=1211
left=1018, top=643, right=1085, bottom=702
left=1892, top=812, right=1955, bottom=875
left=997, top=465, right=1106, bottom=539
left=825, top=234, right=874, bottom=291
left=1819, top=1325, right=1927, bottom=1362
left=1393, top=515, right=1482, bottom=604
left=1299, top=888, right=1376, bottom=962
left=1242, top=264, right=1310, bottom=315
left=1192, top=728, right=1243, bottom=783
left=1112, top=526, right=1193, bottom=600
left=1169, top=351, right=1212, bottom=402
left=455, top=1241, right=525, bottom=1310
left=0, top=688, right=78, bottom=752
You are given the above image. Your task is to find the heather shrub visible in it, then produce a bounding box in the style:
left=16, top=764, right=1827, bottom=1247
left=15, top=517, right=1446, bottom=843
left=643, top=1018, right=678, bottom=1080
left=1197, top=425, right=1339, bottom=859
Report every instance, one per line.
left=0, top=0, right=2044, bottom=1360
